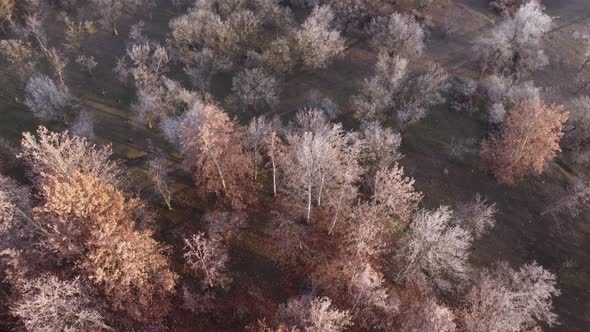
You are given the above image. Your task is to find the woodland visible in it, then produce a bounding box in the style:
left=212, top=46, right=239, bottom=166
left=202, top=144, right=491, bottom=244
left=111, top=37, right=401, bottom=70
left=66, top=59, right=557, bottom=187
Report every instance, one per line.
left=0, top=0, right=589, bottom=331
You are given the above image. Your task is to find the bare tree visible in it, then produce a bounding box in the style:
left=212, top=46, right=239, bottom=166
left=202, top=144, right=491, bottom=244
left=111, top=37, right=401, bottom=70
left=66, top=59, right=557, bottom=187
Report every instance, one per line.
left=231, top=67, right=280, bottom=111
left=18, top=126, right=122, bottom=186
left=0, top=39, right=36, bottom=80
left=185, top=48, right=232, bottom=91
left=563, top=96, right=590, bottom=149
left=481, top=101, right=568, bottom=184
left=117, top=41, right=170, bottom=88
left=24, top=75, right=76, bottom=122
left=396, top=206, right=472, bottom=293
left=464, top=262, right=560, bottom=332
left=247, top=37, right=294, bottom=76
left=266, top=130, right=285, bottom=197
left=368, top=13, right=425, bottom=57
left=184, top=232, right=232, bottom=289
left=76, top=54, right=97, bottom=75
left=278, top=295, right=352, bottom=332
left=148, top=158, right=173, bottom=210
left=474, top=1, right=552, bottom=77
left=295, top=5, right=345, bottom=69
left=69, top=109, right=95, bottom=140
left=10, top=275, right=111, bottom=331
left=454, top=193, right=496, bottom=239
left=89, top=0, right=149, bottom=35
left=542, top=179, right=590, bottom=217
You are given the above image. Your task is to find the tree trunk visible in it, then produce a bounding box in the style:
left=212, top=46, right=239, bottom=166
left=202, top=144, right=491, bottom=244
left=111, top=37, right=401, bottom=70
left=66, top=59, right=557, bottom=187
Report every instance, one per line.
left=272, top=159, right=277, bottom=197
left=306, top=183, right=312, bottom=222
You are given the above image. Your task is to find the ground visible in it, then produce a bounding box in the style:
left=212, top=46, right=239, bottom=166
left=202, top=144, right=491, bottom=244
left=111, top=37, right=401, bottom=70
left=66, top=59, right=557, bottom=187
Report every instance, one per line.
left=1, top=0, right=589, bottom=331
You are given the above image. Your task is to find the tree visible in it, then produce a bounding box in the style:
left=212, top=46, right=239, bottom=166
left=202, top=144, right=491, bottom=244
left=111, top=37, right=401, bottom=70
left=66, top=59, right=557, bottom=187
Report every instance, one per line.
left=489, top=0, right=526, bottom=17
left=10, top=275, right=111, bottom=331
left=89, top=0, right=149, bottom=35
left=178, top=101, right=255, bottom=208
left=352, top=52, right=448, bottom=126
left=231, top=67, right=280, bottom=111
left=352, top=53, right=408, bottom=122
left=478, top=75, right=541, bottom=124
left=397, top=63, right=449, bottom=127
left=481, top=101, right=568, bottom=184
left=0, top=39, right=36, bottom=80
left=541, top=179, right=590, bottom=217
left=454, top=193, right=496, bottom=239
left=76, top=55, right=98, bottom=75
left=282, top=109, right=361, bottom=222
left=396, top=206, right=472, bottom=293
left=35, top=172, right=177, bottom=322
left=464, top=262, right=560, bottom=332
left=148, top=158, right=173, bottom=210
left=372, top=165, right=423, bottom=226
left=295, top=5, right=345, bottom=69
left=368, top=13, right=425, bottom=58
left=400, top=298, right=456, bottom=332
left=244, top=116, right=273, bottom=181
left=18, top=126, right=122, bottom=186
left=117, top=41, right=170, bottom=89
left=266, top=130, right=285, bottom=197
left=0, top=175, right=32, bottom=235
left=563, top=96, right=590, bottom=149
left=474, top=1, right=552, bottom=77
left=184, top=232, right=232, bottom=289
left=24, top=75, right=76, bottom=122
left=247, top=37, right=294, bottom=76
left=69, top=109, right=95, bottom=139
left=278, top=295, right=352, bottom=332
left=359, top=121, right=403, bottom=173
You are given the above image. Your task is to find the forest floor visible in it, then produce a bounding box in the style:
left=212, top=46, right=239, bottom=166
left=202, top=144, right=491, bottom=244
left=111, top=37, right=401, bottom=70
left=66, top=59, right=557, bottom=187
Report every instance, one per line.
left=1, top=0, right=590, bottom=331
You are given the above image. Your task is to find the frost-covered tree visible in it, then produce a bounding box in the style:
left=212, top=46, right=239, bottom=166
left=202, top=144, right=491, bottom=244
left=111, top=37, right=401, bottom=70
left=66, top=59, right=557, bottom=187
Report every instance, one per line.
left=10, top=275, right=111, bottom=332
left=24, top=75, right=76, bottom=122
left=231, top=67, right=280, bottom=111
left=481, top=101, right=568, bottom=184
left=185, top=48, right=232, bottom=91
left=69, top=109, right=95, bottom=140
left=400, top=298, right=456, bottom=332
left=464, top=262, right=560, bottom=332
left=18, top=126, right=122, bottom=185
left=479, top=75, right=541, bottom=124
left=368, top=13, right=425, bottom=57
left=247, top=37, right=294, bottom=76
left=542, top=179, right=590, bottom=217
left=489, top=0, right=526, bottom=17
left=148, top=158, right=173, bottom=210
left=454, top=193, right=496, bottom=239
left=282, top=109, right=361, bottom=221
left=75, top=54, right=97, bottom=75
left=244, top=116, right=273, bottom=181
left=352, top=53, right=408, bottom=122
left=278, top=295, right=352, bottom=332
left=89, top=0, right=150, bottom=35
left=352, top=52, right=448, bottom=126
left=184, top=232, right=232, bottom=289
left=295, top=5, right=345, bottom=69
left=397, top=206, right=472, bottom=292
left=117, top=41, right=170, bottom=88
left=0, top=39, right=36, bottom=79
left=359, top=121, right=403, bottom=173
left=563, top=96, right=590, bottom=149
left=474, top=1, right=552, bottom=77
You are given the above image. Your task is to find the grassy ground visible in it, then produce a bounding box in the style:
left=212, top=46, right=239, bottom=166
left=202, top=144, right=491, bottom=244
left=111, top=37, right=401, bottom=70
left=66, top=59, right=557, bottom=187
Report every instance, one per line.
left=1, top=0, right=590, bottom=330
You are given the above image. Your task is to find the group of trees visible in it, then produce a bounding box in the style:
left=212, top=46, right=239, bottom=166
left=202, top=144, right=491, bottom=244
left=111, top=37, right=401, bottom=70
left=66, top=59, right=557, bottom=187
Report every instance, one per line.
left=0, top=0, right=577, bottom=331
